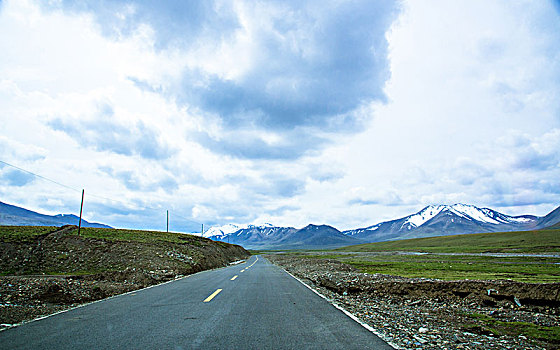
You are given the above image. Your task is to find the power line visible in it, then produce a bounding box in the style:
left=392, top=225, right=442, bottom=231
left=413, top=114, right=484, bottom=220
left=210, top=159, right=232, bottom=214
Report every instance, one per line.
left=0, top=159, right=203, bottom=228
left=0, top=160, right=81, bottom=193
left=169, top=210, right=203, bottom=226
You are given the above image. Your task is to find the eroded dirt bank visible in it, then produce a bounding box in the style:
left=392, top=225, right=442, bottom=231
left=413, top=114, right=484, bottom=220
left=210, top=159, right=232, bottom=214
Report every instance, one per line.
left=0, top=226, right=249, bottom=328
left=267, top=254, right=559, bottom=350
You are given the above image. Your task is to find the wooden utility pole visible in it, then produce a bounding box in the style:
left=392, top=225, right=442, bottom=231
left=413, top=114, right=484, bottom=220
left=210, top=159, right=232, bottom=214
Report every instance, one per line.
left=167, top=210, right=169, bottom=232
left=78, top=189, right=84, bottom=236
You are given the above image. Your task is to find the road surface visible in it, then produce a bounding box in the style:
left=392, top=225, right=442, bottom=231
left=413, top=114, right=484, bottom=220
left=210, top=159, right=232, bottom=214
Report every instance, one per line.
left=0, top=256, right=392, bottom=349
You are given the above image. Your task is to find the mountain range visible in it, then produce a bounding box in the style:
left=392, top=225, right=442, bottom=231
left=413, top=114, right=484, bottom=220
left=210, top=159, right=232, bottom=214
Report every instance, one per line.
left=343, top=203, right=542, bottom=242
left=205, top=203, right=560, bottom=249
left=204, top=223, right=361, bottom=250
left=2, top=200, right=559, bottom=249
left=0, top=201, right=111, bottom=228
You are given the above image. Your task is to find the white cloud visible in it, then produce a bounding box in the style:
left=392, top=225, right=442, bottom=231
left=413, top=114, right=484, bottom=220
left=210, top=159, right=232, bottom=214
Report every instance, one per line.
left=291, top=0, right=560, bottom=229
left=0, top=0, right=558, bottom=232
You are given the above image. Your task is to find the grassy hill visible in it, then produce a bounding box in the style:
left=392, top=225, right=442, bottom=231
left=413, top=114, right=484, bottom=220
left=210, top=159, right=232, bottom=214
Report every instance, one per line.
left=335, top=229, right=560, bottom=254
left=0, top=225, right=249, bottom=276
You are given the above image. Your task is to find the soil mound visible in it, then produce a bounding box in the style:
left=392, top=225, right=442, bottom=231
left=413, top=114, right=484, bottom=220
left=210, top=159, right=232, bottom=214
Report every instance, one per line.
left=0, top=226, right=249, bottom=327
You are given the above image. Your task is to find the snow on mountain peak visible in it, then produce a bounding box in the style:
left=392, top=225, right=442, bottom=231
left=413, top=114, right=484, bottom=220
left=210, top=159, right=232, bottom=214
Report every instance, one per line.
left=203, top=222, right=275, bottom=238
left=202, top=224, right=244, bottom=238
left=405, top=205, right=446, bottom=227
left=405, top=203, right=506, bottom=227
left=403, top=203, right=531, bottom=227
left=446, top=204, right=501, bottom=224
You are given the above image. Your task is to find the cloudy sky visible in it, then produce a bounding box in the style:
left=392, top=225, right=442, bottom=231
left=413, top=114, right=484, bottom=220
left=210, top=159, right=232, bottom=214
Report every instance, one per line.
left=1, top=0, right=559, bottom=232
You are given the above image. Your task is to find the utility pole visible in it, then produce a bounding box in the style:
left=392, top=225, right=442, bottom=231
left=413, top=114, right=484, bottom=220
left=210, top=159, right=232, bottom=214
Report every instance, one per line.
left=167, top=210, right=169, bottom=233
left=201, top=224, right=204, bottom=236
left=78, top=189, right=84, bottom=236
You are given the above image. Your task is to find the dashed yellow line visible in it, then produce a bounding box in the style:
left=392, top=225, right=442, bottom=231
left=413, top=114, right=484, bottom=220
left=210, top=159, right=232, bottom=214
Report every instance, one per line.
left=203, top=289, right=222, bottom=302
left=241, top=256, right=259, bottom=273
left=203, top=257, right=259, bottom=303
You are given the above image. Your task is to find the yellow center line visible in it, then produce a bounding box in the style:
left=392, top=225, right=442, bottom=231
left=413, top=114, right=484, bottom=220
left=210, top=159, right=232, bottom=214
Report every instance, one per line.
left=240, top=256, right=258, bottom=273
left=203, top=289, right=222, bottom=303
left=247, top=256, right=259, bottom=268
left=231, top=275, right=238, bottom=281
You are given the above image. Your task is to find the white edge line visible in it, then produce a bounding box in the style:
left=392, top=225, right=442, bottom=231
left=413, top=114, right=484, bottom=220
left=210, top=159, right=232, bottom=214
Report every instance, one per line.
left=0, top=259, right=248, bottom=333
left=281, top=267, right=400, bottom=349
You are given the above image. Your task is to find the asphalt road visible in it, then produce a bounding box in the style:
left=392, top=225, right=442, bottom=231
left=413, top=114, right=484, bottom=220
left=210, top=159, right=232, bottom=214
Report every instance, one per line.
left=0, top=256, right=392, bottom=349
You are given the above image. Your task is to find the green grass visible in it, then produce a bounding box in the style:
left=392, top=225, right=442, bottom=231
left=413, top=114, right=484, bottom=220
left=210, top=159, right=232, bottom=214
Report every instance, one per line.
left=291, top=251, right=560, bottom=283
left=343, top=259, right=560, bottom=283
left=303, top=254, right=355, bottom=260
left=336, top=253, right=560, bottom=264
left=326, top=228, right=560, bottom=282
left=336, top=229, right=560, bottom=253
left=275, top=228, right=560, bottom=282
left=0, top=226, right=209, bottom=245
left=247, top=249, right=279, bottom=255
left=463, top=312, right=560, bottom=344
left=78, top=227, right=205, bottom=244
left=0, top=226, right=58, bottom=242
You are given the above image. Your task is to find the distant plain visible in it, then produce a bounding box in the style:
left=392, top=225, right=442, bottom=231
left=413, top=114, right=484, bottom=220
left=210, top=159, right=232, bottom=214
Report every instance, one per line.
left=279, top=229, right=560, bottom=283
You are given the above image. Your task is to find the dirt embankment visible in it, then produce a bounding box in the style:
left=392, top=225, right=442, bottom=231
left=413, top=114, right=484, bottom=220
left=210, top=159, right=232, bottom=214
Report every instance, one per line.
left=0, top=226, right=249, bottom=327
left=267, top=254, right=559, bottom=350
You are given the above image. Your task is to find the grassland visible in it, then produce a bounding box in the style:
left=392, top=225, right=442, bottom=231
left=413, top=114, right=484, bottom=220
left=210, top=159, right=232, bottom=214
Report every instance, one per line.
left=336, top=229, right=560, bottom=253
left=293, top=252, right=560, bottom=283
left=0, top=226, right=58, bottom=242
left=78, top=227, right=211, bottom=245
left=288, top=229, right=560, bottom=283
left=347, top=258, right=559, bottom=283
left=0, top=225, right=215, bottom=246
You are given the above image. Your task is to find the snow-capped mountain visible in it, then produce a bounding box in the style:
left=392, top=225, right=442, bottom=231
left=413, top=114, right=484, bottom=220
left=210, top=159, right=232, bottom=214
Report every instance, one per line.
left=203, top=223, right=248, bottom=238
left=203, top=203, right=559, bottom=249
left=343, top=204, right=539, bottom=242
left=203, top=223, right=275, bottom=238
left=205, top=223, right=362, bottom=249
left=402, top=204, right=534, bottom=228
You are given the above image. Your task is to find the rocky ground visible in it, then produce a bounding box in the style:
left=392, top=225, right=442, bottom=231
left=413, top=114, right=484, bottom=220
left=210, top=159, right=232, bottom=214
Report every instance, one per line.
left=0, top=226, right=249, bottom=329
left=266, top=254, right=560, bottom=350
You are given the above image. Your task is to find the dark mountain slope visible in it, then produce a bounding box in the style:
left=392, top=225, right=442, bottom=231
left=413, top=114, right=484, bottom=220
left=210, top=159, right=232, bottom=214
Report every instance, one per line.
left=537, top=205, right=560, bottom=229
left=0, top=201, right=111, bottom=228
